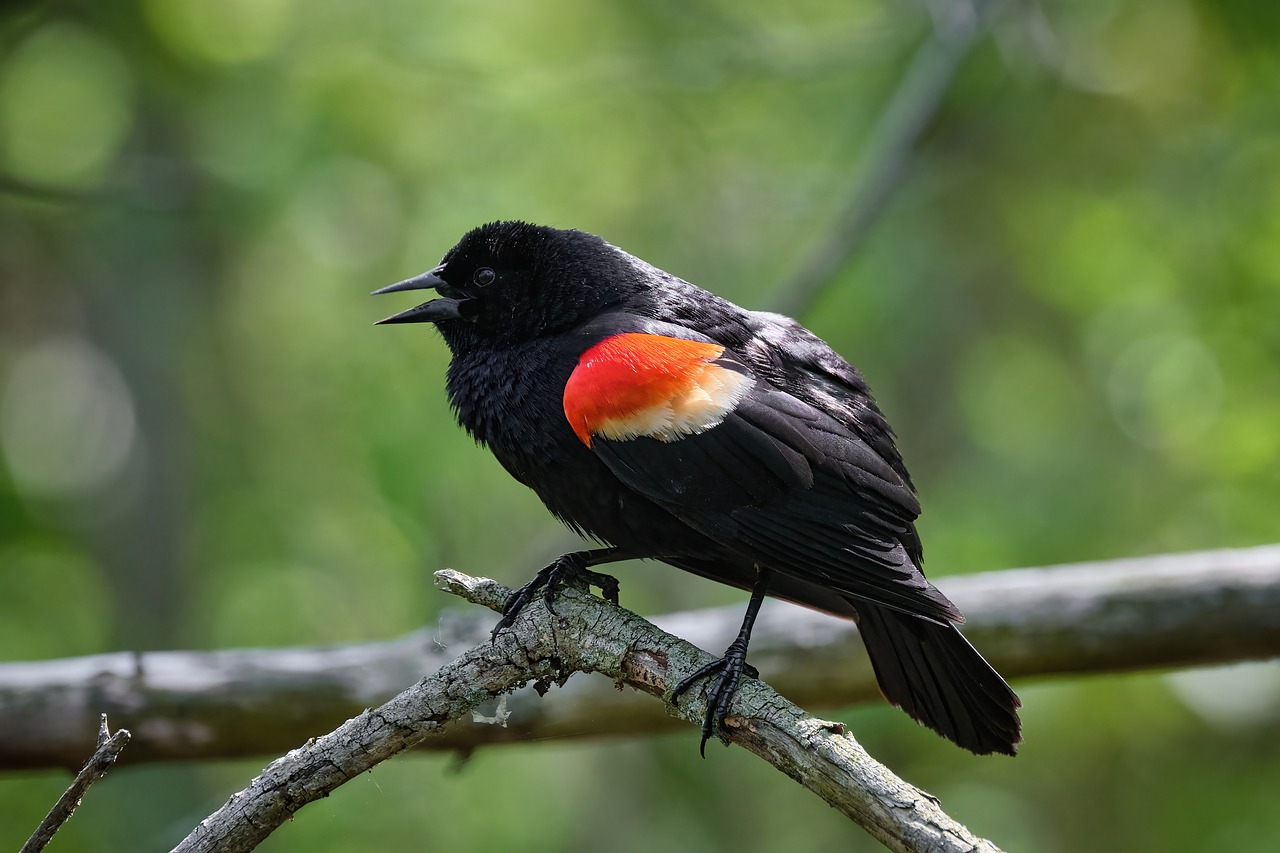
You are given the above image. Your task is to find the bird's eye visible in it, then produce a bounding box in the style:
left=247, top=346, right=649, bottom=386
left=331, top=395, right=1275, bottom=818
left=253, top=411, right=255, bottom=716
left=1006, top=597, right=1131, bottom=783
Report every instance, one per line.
left=473, top=267, right=496, bottom=288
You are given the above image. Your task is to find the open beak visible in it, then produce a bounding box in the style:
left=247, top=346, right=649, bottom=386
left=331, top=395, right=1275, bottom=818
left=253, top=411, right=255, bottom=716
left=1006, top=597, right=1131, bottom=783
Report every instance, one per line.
left=372, top=265, right=463, bottom=324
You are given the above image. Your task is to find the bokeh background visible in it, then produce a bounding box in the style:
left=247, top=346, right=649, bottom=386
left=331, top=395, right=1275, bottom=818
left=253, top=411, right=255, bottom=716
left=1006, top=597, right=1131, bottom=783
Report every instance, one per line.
left=3, top=0, right=1280, bottom=850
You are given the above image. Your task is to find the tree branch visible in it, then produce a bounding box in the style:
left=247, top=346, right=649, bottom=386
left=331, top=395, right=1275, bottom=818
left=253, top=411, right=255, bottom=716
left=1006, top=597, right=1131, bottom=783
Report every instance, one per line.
left=3, top=545, right=1278, bottom=771
left=172, top=570, right=1000, bottom=853
left=20, top=715, right=131, bottom=853
left=772, top=0, right=1000, bottom=319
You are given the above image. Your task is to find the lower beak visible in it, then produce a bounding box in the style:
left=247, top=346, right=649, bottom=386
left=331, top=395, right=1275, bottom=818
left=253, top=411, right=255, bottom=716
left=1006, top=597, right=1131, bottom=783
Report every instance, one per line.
left=372, top=265, right=461, bottom=325
left=375, top=298, right=463, bottom=324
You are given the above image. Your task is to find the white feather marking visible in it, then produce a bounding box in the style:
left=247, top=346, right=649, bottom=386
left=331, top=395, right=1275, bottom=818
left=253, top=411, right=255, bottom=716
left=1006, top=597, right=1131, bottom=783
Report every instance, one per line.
left=594, top=362, right=755, bottom=443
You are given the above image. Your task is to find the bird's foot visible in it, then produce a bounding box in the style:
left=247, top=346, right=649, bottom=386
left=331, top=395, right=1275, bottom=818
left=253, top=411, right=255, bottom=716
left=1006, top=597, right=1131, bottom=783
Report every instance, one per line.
left=491, top=552, right=621, bottom=640
left=670, top=641, right=759, bottom=757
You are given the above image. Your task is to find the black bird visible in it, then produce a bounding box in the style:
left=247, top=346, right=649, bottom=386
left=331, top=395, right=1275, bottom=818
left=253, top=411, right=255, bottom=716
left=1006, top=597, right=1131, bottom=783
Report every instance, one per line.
left=374, top=221, right=1021, bottom=756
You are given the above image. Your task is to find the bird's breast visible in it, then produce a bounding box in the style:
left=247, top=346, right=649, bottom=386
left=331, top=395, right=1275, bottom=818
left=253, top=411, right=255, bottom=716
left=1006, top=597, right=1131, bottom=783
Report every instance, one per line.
left=442, top=338, right=715, bottom=551
left=445, top=342, right=575, bottom=470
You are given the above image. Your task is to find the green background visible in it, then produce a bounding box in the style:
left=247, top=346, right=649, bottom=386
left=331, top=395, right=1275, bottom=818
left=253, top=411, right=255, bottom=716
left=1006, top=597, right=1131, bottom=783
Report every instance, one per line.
left=2, top=0, right=1279, bottom=850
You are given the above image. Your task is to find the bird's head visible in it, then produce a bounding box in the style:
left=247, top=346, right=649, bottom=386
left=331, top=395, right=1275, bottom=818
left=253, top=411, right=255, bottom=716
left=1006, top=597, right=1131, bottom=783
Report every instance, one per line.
left=374, top=221, right=644, bottom=351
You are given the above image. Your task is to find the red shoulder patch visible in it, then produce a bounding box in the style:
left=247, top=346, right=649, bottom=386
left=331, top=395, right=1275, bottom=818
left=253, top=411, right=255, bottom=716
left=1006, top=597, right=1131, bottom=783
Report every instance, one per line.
left=563, top=333, right=754, bottom=446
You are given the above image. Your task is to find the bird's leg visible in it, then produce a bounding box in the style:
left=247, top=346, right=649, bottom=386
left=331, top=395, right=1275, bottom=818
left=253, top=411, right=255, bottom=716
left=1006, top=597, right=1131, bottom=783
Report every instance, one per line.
left=671, top=565, right=772, bottom=757
left=491, top=547, right=633, bottom=640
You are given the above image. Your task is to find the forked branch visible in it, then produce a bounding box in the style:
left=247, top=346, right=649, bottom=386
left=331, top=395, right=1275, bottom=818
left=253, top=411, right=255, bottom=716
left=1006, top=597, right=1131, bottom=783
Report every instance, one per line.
left=172, top=571, right=1000, bottom=853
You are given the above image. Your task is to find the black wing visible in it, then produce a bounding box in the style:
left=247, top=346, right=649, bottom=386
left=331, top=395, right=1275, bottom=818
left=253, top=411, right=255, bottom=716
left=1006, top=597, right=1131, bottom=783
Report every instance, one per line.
left=590, top=381, right=960, bottom=624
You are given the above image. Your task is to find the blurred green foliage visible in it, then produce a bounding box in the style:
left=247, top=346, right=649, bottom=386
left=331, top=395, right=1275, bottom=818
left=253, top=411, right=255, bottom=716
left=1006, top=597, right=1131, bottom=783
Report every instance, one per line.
left=2, top=0, right=1279, bottom=850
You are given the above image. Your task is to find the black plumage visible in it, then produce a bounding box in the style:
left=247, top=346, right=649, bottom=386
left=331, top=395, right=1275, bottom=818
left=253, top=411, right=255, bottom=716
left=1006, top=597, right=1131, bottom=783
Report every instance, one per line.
left=374, top=221, right=1021, bottom=756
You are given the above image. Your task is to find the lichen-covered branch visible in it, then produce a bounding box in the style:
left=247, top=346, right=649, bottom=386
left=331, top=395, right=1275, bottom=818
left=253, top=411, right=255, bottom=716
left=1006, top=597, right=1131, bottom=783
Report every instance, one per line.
left=172, top=571, right=1000, bottom=853
left=4, top=545, right=1278, bottom=771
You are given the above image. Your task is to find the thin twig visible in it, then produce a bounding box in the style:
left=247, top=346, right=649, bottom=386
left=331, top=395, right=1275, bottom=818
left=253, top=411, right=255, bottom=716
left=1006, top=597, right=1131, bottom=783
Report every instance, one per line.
left=772, top=0, right=998, bottom=319
left=0, top=174, right=113, bottom=205
left=20, top=714, right=131, bottom=853
left=172, top=571, right=1000, bottom=853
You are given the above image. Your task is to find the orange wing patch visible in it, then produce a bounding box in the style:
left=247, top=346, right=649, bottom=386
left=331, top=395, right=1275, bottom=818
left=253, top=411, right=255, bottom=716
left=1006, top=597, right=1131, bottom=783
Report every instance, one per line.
left=564, top=333, right=755, bottom=446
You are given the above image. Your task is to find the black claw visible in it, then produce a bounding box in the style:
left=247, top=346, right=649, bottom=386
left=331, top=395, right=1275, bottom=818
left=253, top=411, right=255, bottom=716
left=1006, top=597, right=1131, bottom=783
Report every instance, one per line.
left=491, top=553, right=622, bottom=640
left=671, top=566, right=771, bottom=755
left=593, top=572, right=621, bottom=606
left=490, top=586, right=535, bottom=640
left=670, top=642, right=755, bottom=756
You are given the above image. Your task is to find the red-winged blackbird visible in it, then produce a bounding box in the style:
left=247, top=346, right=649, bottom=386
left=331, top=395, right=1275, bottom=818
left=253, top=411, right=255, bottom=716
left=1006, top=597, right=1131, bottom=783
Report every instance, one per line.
left=375, top=221, right=1021, bottom=756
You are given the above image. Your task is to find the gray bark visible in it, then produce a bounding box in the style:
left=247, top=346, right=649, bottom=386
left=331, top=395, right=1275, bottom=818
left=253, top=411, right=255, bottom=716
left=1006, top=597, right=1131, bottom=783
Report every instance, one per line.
left=3, top=545, right=1277, bottom=770
left=20, top=715, right=130, bottom=853
left=172, top=570, right=1002, bottom=853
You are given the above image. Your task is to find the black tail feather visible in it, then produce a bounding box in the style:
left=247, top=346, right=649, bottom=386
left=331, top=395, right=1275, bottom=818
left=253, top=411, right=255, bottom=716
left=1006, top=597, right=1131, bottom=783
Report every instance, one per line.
left=854, top=600, right=1022, bottom=755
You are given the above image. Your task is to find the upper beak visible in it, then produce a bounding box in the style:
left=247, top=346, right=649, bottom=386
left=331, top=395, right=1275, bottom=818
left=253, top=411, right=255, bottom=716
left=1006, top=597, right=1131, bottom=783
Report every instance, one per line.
left=372, top=265, right=462, bottom=324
